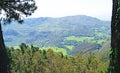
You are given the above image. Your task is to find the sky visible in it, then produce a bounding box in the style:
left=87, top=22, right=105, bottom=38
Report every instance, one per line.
left=29, top=0, right=112, bottom=21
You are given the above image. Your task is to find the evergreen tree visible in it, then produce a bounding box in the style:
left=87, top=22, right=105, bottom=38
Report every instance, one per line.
left=8, top=44, right=109, bottom=73
left=0, top=0, right=37, bottom=72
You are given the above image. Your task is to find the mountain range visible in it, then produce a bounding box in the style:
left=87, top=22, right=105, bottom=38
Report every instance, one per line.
left=2, top=15, right=111, bottom=55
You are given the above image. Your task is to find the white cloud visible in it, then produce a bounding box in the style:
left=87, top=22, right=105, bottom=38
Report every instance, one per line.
left=29, top=0, right=112, bottom=20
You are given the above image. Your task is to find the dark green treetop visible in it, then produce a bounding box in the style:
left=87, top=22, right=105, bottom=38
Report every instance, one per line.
left=0, top=0, right=37, bottom=24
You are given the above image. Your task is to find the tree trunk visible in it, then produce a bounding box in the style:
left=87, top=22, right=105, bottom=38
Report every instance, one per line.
left=0, top=21, right=9, bottom=73
left=109, top=0, right=120, bottom=73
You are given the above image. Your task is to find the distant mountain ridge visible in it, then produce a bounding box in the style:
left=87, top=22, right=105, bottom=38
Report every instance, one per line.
left=2, top=15, right=111, bottom=55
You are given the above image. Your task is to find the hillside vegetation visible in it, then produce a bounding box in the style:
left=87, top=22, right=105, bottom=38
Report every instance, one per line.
left=3, top=15, right=111, bottom=55
left=7, top=43, right=110, bottom=73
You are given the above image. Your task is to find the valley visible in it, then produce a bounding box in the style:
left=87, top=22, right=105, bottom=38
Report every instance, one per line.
left=3, top=15, right=111, bottom=55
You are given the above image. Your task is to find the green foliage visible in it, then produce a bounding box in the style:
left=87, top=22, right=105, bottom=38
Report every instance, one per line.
left=39, top=47, right=68, bottom=55
left=8, top=43, right=109, bottom=73
left=3, top=16, right=110, bottom=53
left=65, top=45, right=74, bottom=51
left=0, top=0, right=37, bottom=24
left=65, top=36, right=94, bottom=42
left=65, top=36, right=107, bottom=45
left=3, top=15, right=110, bottom=55
left=97, top=39, right=106, bottom=44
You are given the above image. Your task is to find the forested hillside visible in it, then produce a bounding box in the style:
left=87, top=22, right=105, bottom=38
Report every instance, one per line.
left=3, top=15, right=110, bottom=55
left=7, top=43, right=109, bottom=73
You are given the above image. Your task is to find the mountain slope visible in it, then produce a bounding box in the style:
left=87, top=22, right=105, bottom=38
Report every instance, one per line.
left=2, top=15, right=111, bottom=55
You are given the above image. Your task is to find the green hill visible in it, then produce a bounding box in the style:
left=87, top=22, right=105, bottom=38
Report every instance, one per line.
left=3, top=15, right=111, bottom=55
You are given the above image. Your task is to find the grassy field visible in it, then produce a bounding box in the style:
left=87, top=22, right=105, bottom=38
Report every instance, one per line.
left=65, top=36, right=94, bottom=42
left=65, top=36, right=107, bottom=45
left=65, top=45, right=74, bottom=51
left=39, top=47, right=67, bottom=55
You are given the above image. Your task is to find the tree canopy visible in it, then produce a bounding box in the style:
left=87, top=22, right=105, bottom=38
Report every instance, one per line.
left=0, top=0, right=37, bottom=24
left=0, top=0, right=37, bottom=72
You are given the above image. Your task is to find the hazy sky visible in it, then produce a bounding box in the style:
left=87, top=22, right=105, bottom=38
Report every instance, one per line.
left=29, top=0, right=112, bottom=21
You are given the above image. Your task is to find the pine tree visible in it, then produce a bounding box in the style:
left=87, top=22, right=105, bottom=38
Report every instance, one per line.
left=0, top=0, right=37, bottom=72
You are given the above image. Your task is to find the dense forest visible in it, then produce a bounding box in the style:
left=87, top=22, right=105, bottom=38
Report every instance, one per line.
left=2, top=15, right=110, bottom=73
left=7, top=43, right=109, bottom=73
left=1, top=0, right=116, bottom=73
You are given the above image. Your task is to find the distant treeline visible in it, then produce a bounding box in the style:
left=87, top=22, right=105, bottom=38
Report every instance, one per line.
left=7, top=43, right=109, bottom=73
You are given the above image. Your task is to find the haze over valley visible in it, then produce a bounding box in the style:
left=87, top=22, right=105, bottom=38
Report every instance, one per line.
left=3, top=15, right=111, bottom=55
